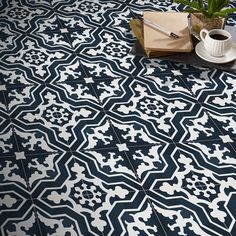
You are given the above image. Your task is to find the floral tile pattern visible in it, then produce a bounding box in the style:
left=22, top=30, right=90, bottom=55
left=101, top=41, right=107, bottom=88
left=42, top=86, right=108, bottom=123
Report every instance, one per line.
left=0, top=0, right=236, bottom=235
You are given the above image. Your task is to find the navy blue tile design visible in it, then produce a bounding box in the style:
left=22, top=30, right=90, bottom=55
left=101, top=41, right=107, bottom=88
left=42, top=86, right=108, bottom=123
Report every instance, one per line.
left=55, top=0, right=133, bottom=28
left=148, top=190, right=232, bottom=236
left=181, top=69, right=236, bottom=104
left=1, top=0, right=236, bottom=235
left=0, top=120, right=18, bottom=157
left=0, top=155, right=31, bottom=200
left=203, top=103, right=236, bottom=139
left=0, top=0, right=53, bottom=34
left=0, top=199, right=41, bottom=236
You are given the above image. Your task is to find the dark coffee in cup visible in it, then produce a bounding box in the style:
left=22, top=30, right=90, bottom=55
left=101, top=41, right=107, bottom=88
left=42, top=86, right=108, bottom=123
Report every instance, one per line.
left=210, top=34, right=228, bottom=40
left=200, top=29, right=232, bottom=57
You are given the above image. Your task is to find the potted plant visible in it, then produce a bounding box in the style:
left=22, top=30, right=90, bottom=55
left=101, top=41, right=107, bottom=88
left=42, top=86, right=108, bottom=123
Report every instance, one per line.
left=174, top=0, right=236, bottom=34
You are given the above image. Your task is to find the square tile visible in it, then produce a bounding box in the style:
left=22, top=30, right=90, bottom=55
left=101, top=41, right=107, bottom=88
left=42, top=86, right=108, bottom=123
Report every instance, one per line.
left=32, top=12, right=62, bottom=33
left=1, top=35, right=72, bottom=83
left=35, top=199, right=85, bottom=236
left=167, top=103, right=222, bottom=143
left=109, top=112, right=171, bottom=146
left=12, top=110, right=120, bottom=153
left=87, top=190, right=166, bottom=235
left=148, top=190, right=232, bottom=236
left=136, top=57, right=174, bottom=76
left=76, top=149, right=141, bottom=190
left=203, top=102, right=236, bottom=138
left=22, top=152, right=83, bottom=199
left=182, top=69, right=236, bottom=104
left=5, top=84, right=42, bottom=118
left=125, top=144, right=176, bottom=189
left=0, top=0, right=53, bottom=33
left=177, top=140, right=236, bottom=168
left=0, top=156, right=30, bottom=200
left=145, top=141, right=236, bottom=235
left=12, top=118, right=67, bottom=154
left=0, top=66, right=34, bottom=87
left=56, top=1, right=133, bottom=28
left=76, top=27, right=148, bottom=79
left=135, top=73, right=196, bottom=103
left=35, top=189, right=167, bottom=236
left=35, top=31, right=73, bottom=50
left=6, top=82, right=102, bottom=119
left=0, top=200, right=41, bottom=236
left=0, top=33, right=18, bottom=51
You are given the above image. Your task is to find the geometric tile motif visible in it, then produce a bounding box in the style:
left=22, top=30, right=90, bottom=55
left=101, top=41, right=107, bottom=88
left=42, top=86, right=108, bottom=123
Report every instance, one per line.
left=203, top=103, right=236, bottom=138
left=183, top=70, right=236, bottom=104
left=21, top=151, right=141, bottom=198
left=147, top=142, right=236, bottom=235
left=34, top=189, right=166, bottom=235
left=2, top=36, right=68, bottom=78
left=77, top=26, right=139, bottom=78
left=0, top=66, right=33, bottom=87
left=0, top=0, right=49, bottom=33
left=0, top=120, right=17, bottom=157
left=128, top=0, right=186, bottom=13
left=100, top=78, right=221, bottom=143
left=0, top=202, right=41, bottom=236
left=1, top=0, right=236, bottom=235
left=56, top=0, right=133, bottom=28
left=0, top=22, right=18, bottom=51
left=0, top=156, right=30, bottom=200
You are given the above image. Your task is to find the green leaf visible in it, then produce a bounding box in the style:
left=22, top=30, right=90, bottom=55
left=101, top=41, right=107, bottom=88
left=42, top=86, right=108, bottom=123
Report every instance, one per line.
left=174, top=0, right=202, bottom=10
left=208, top=0, right=214, bottom=13
left=197, top=0, right=203, bottom=9
left=175, top=0, right=234, bottom=17
left=213, top=12, right=228, bottom=18
left=214, top=0, right=230, bottom=12
left=217, top=7, right=236, bottom=14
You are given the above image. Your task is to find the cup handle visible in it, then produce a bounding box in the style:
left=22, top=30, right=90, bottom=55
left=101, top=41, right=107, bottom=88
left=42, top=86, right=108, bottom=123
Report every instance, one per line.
left=200, top=29, right=209, bottom=42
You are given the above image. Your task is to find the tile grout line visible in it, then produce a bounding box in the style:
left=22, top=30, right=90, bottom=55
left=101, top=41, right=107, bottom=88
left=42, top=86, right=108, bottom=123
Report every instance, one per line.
left=173, top=67, right=236, bottom=154
left=169, top=63, right=234, bottom=236
left=87, top=75, right=169, bottom=236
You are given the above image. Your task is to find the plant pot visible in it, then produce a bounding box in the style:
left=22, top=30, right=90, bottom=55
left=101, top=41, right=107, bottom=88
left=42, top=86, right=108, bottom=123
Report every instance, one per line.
left=191, top=13, right=226, bottom=34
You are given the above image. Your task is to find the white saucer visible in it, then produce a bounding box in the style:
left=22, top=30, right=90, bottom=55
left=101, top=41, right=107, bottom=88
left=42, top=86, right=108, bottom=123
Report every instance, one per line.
left=195, top=41, right=236, bottom=64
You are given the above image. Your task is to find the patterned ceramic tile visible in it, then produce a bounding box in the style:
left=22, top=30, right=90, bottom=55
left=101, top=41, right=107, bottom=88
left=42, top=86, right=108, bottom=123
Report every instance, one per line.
left=0, top=34, right=74, bottom=84
left=0, top=120, right=17, bottom=157
left=0, top=0, right=53, bottom=33
left=1, top=0, right=236, bottom=235
left=0, top=200, right=41, bottom=236
left=55, top=0, right=133, bottom=28
left=146, top=139, right=236, bottom=235
left=76, top=26, right=144, bottom=79
left=12, top=111, right=121, bottom=154
left=182, top=69, right=236, bottom=104
left=148, top=190, right=232, bottom=236
left=34, top=189, right=167, bottom=235
left=0, top=156, right=30, bottom=200
left=203, top=103, right=236, bottom=138
left=5, top=82, right=101, bottom=119
left=135, top=72, right=194, bottom=99
left=0, top=34, right=86, bottom=84
left=0, top=66, right=35, bottom=88
left=0, top=22, right=20, bottom=51
left=125, top=144, right=173, bottom=189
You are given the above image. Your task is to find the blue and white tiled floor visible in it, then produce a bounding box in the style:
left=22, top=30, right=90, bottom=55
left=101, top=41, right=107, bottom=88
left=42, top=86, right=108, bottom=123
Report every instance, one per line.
left=1, top=0, right=236, bottom=235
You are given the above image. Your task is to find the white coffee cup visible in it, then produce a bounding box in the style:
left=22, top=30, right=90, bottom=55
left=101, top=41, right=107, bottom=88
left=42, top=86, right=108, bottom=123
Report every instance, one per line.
left=200, top=29, right=232, bottom=57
